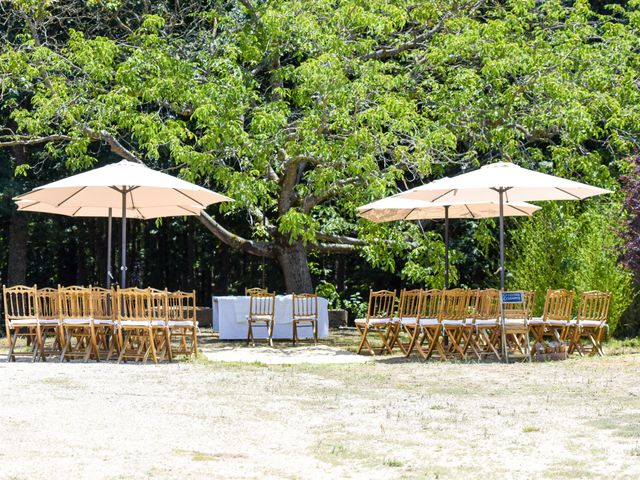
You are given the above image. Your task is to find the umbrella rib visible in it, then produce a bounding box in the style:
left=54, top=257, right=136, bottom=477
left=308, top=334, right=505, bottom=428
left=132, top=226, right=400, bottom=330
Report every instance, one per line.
left=178, top=205, right=198, bottom=215
left=510, top=204, right=531, bottom=215
left=403, top=208, right=417, bottom=220
left=18, top=201, right=41, bottom=211
left=431, top=189, right=456, bottom=202
left=56, top=187, right=86, bottom=207
left=72, top=206, right=82, bottom=216
left=555, top=187, right=581, bottom=200
left=172, top=188, right=205, bottom=207
left=464, top=204, right=476, bottom=218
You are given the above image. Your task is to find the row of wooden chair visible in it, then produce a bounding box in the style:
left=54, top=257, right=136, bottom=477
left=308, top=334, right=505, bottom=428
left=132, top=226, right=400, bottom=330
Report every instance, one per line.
left=2, top=285, right=197, bottom=364
left=355, top=288, right=611, bottom=360
left=245, top=289, right=319, bottom=346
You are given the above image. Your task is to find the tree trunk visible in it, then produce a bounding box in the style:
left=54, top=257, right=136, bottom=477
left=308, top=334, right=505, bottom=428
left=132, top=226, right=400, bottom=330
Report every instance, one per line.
left=7, top=208, right=27, bottom=286
left=7, top=143, right=28, bottom=286
left=275, top=240, right=313, bottom=293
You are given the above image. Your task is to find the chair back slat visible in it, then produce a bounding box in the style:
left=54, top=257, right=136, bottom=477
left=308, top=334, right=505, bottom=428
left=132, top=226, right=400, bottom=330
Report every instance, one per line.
left=292, top=293, right=318, bottom=318
left=577, top=291, right=611, bottom=324
left=37, top=288, right=59, bottom=320
left=58, top=285, right=92, bottom=320
left=3, top=285, right=38, bottom=322
left=419, top=289, right=443, bottom=319
left=397, top=289, right=422, bottom=320
left=366, top=290, right=396, bottom=321
left=542, top=288, right=574, bottom=321
left=169, top=290, right=196, bottom=325
left=148, top=288, right=168, bottom=322
left=249, top=292, right=275, bottom=317
left=438, top=288, right=469, bottom=322
left=474, top=289, right=500, bottom=321
left=116, top=287, right=149, bottom=324
left=91, top=287, right=113, bottom=321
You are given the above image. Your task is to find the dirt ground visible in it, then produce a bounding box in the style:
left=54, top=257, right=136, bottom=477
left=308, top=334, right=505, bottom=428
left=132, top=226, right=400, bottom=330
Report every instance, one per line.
left=0, top=332, right=639, bottom=479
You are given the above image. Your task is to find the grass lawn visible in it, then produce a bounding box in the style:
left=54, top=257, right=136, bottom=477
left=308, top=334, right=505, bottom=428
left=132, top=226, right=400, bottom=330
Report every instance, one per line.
left=0, top=332, right=638, bottom=479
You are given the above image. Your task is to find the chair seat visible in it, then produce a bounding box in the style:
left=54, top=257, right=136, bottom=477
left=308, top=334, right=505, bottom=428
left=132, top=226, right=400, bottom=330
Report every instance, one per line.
left=418, top=318, right=439, bottom=326
left=355, top=317, right=391, bottom=325
left=62, top=318, right=93, bottom=325
left=442, top=320, right=465, bottom=326
left=168, top=320, right=195, bottom=327
left=503, top=318, right=526, bottom=326
left=580, top=320, right=605, bottom=328
left=547, top=319, right=568, bottom=326
left=293, top=315, right=317, bottom=322
left=9, top=318, right=38, bottom=327
left=93, top=319, right=115, bottom=326
left=398, top=317, right=418, bottom=325
left=528, top=317, right=544, bottom=325
left=475, top=319, right=498, bottom=326
left=247, top=314, right=273, bottom=322
left=39, top=319, right=61, bottom=325
left=120, top=320, right=154, bottom=327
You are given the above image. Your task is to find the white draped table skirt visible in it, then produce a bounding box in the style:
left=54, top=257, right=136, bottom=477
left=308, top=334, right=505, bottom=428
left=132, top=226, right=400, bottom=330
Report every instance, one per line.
left=211, top=295, right=330, bottom=340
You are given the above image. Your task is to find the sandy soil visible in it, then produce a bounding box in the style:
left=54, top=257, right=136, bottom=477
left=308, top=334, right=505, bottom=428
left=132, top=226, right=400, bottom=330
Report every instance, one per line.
left=0, top=337, right=639, bottom=479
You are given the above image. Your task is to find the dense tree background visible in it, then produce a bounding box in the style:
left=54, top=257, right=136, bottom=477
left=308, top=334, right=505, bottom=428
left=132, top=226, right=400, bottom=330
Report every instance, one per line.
left=1, top=0, right=639, bottom=334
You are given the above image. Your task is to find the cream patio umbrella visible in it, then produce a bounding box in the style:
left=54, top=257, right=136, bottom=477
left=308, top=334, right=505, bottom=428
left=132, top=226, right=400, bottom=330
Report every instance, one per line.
left=14, top=160, right=231, bottom=288
left=357, top=197, right=541, bottom=287
left=393, top=162, right=611, bottom=290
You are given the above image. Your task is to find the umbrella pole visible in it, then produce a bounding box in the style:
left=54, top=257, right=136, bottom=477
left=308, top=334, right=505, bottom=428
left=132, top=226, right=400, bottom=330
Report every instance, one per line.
left=107, top=208, right=112, bottom=289
left=444, top=205, right=449, bottom=289
left=498, top=188, right=509, bottom=363
left=121, top=190, right=127, bottom=288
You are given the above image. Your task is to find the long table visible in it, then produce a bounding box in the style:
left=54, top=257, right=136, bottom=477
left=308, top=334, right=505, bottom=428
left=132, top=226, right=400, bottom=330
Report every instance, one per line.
left=211, top=295, right=329, bottom=340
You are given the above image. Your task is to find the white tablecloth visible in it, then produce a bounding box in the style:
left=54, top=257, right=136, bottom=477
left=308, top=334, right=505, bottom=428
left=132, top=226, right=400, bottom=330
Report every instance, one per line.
left=211, top=295, right=329, bottom=340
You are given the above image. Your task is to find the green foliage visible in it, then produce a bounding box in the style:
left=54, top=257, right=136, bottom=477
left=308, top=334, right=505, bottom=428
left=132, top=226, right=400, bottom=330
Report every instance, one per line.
left=508, top=200, right=635, bottom=334
left=1, top=0, right=640, bottom=305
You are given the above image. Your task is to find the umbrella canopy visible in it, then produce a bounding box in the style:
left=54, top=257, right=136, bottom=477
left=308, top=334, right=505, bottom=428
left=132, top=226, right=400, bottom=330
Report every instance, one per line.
left=397, top=161, right=611, bottom=203
left=357, top=197, right=541, bottom=287
left=16, top=200, right=203, bottom=219
left=357, top=198, right=540, bottom=222
left=15, top=160, right=231, bottom=288
left=14, top=160, right=230, bottom=208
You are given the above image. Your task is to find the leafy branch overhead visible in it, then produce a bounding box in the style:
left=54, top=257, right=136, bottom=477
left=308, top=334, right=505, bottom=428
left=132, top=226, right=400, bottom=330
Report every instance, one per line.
left=0, top=0, right=638, bottom=290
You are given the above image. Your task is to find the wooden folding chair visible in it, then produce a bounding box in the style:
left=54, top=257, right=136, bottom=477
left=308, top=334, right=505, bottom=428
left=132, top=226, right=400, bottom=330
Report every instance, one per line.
left=149, top=288, right=172, bottom=362
left=355, top=290, right=396, bottom=355
left=91, top=287, right=117, bottom=360
left=168, top=290, right=198, bottom=357
left=569, top=291, right=611, bottom=356
left=440, top=288, right=471, bottom=360
left=59, top=285, right=99, bottom=362
left=501, top=290, right=535, bottom=357
left=472, top=289, right=500, bottom=360
left=412, top=289, right=445, bottom=360
left=246, top=291, right=276, bottom=347
left=245, top=287, right=268, bottom=295
left=292, top=293, right=318, bottom=345
left=462, top=289, right=481, bottom=359
left=115, top=287, right=158, bottom=364
left=529, top=288, right=573, bottom=349
left=390, top=289, right=423, bottom=355
left=37, top=287, right=64, bottom=360
left=3, top=284, right=43, bottom=362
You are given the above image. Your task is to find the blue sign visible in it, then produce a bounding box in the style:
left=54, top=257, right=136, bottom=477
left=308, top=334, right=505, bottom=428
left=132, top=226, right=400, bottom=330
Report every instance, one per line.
left=501, top=291, right=524, bottom=304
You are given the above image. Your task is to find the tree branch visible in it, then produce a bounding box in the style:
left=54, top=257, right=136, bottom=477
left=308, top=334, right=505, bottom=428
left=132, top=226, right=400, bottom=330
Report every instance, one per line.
left=361, top=16, right=447, bottom=61
left=90, top=129, right=143, bottom=164
left=302, top=176, right=363, bottom=212
left=308, top=242, right=358, bottom=254
left=198, top=210, right=275, bottom=258
left=0, top=134, right=73, bottom=148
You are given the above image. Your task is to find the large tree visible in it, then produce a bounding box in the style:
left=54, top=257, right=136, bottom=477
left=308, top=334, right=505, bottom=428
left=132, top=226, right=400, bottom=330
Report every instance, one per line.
left=1, top=0, right=639, bottom=292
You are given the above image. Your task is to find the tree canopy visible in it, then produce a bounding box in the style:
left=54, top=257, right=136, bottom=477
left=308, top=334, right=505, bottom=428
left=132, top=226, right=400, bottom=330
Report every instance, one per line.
left=1, top=0, right=639, bottom=331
